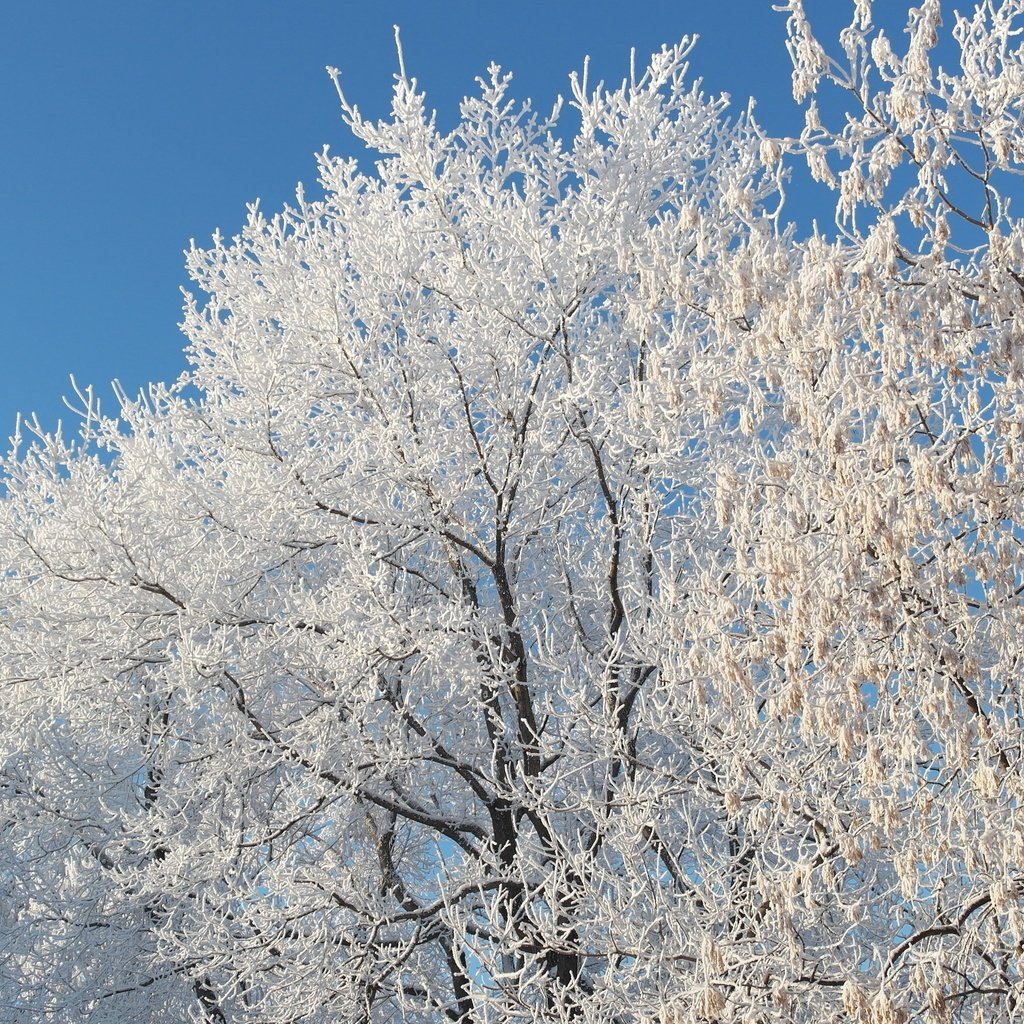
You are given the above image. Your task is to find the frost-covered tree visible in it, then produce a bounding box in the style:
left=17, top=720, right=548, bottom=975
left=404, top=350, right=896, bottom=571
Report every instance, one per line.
left=2, top=2, right=1023, bottom=1022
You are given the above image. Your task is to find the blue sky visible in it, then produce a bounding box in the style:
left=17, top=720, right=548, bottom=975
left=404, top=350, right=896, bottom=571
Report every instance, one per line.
left=1, top=1, right=854, bottom=440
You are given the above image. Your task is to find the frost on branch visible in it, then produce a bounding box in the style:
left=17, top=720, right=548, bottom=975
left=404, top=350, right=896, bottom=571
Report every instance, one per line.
left=2, top=6, right=1024, bottom=1023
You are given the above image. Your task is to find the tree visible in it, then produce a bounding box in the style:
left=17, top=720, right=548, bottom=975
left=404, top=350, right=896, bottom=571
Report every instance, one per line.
left=2, top=1, right=1023, bottom=1020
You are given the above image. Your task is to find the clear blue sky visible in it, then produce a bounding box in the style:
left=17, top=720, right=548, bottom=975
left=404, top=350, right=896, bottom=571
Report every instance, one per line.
left=1, top=1, right=853, bottom=439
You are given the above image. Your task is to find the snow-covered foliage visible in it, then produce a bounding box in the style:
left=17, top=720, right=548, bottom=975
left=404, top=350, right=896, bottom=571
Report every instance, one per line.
left=2, top=3, right=1023, bottom=1021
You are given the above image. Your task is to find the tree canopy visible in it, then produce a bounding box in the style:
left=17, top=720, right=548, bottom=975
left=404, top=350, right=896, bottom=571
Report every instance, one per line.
left=2, top=2, right=1023, bottom=1021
